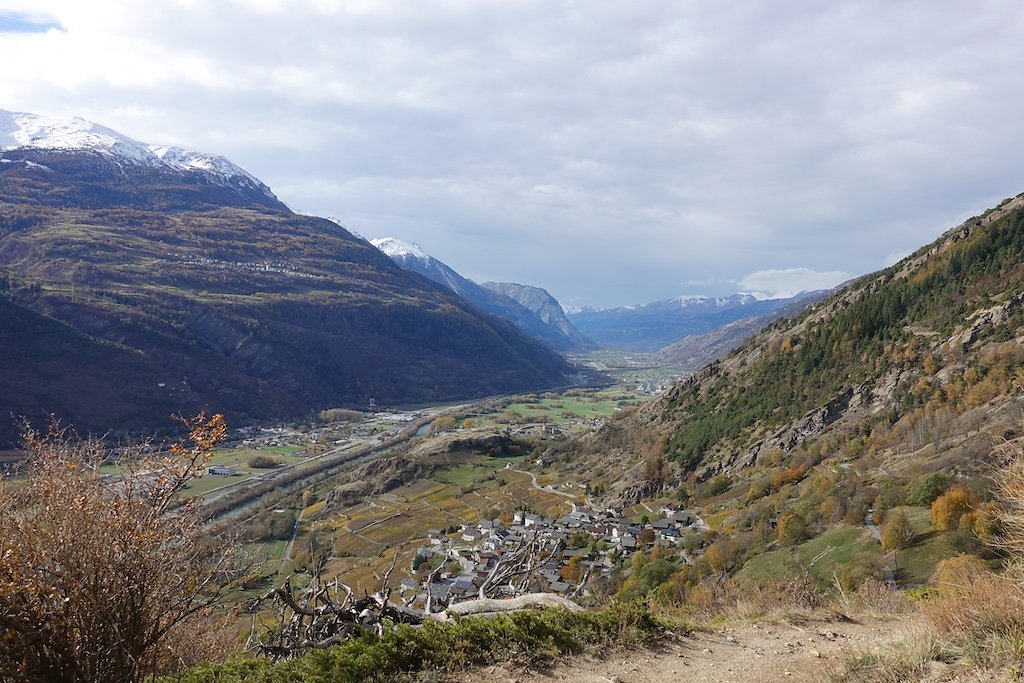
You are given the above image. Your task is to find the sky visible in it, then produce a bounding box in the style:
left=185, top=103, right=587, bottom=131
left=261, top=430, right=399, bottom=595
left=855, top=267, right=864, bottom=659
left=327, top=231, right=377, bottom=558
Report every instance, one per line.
left=1, top=1, right=1023, bottom=308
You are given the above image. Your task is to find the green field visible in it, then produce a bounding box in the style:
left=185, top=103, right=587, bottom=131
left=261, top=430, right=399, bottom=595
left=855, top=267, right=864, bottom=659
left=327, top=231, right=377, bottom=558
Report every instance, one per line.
left=736, top=507, right=963, bottom=587
left=506, top=396, right=617, bottom=421
left=890, top=506, right=960, bottom=585
left=96, top=443, right=309, bottom=498
left=432, top=455, right=529, bottom=486
left=797, top=525, right=882, bottom=581
left=737, top=525, right=882, bottom=584
left=432, top=463, right=483, bottom=486
left=466, top=387, right=647, bottom=429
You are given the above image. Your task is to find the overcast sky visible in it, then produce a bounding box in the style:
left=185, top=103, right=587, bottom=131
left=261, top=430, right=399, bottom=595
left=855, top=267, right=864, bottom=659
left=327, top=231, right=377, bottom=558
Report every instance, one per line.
left=1, top=1, right=1023, bottom=308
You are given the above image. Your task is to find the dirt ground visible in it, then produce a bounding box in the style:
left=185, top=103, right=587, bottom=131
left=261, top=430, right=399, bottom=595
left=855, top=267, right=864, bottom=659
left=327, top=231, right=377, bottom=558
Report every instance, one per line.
left=454, top=615, right=912, bottom=683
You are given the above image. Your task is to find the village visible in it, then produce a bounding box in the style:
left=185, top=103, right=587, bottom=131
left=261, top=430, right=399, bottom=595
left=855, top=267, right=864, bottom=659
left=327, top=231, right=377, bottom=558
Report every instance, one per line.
left=397, top=501, right=708, bottom=610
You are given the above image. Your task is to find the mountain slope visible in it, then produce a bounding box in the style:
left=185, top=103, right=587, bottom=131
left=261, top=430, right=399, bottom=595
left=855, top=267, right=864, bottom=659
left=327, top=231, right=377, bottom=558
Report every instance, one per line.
left=0, top=112, right=572, bottom=445
left=566, top=292, right=814, bottom=351
left=562, top=192, right=1024, bottom=505
left=481, top=281, right=594, bottom=350
left=373, top=238, right=595, bottom=352
left=0, top=295, right=191, bottom=441
left=661, top=194, right=1024, bottom=473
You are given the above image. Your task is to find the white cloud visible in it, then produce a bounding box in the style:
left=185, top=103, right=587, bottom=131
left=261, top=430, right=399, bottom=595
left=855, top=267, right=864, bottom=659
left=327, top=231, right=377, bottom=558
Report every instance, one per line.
left=739, top=268, right=851, bottom=299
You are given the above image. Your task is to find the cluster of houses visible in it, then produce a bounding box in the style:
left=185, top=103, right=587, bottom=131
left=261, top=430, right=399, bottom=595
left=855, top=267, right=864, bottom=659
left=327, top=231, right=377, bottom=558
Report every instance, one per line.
left=398, top=503, right=706, bottom=609
left=634, top=380, right=676, bottom=396
left=234, top=424, right=321, bottom=449
left=506, top=418, right=607, bottom=440
left=178, top=255, right=315, bottom=280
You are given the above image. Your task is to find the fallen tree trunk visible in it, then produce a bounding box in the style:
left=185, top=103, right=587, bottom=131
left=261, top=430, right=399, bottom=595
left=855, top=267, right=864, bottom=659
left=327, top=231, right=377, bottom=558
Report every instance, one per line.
left=250, top=547, right=586, bottom=660
left=442, top=593, right=583, bottom=618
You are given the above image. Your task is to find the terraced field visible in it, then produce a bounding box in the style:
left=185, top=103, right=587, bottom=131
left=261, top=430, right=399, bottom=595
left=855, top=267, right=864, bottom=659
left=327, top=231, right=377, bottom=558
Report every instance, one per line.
left=298, top=452, right=585, bottom=594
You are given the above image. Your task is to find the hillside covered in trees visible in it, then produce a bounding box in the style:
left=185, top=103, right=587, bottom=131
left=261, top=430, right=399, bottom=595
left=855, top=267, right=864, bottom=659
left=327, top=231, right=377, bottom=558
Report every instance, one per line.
left=560, top=193, right=1024, bottom=498
left=0, top=148, right=573, bottom=445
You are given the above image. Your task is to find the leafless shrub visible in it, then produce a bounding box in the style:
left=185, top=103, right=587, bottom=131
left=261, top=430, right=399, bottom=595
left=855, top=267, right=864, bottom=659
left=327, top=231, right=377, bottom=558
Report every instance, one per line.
left=0, top=414, right=239, bottom=683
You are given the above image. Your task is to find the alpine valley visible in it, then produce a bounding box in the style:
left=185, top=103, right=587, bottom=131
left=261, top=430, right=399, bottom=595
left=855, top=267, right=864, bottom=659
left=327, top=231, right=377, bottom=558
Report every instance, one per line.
left=567, top=291, right=826, bottom=352
left=8, top=109, right=1024, bottom=683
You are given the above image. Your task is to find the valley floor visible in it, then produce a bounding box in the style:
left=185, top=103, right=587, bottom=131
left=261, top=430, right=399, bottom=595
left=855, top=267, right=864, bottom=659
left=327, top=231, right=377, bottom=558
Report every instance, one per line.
left=456, top=614, right=917, bottom=683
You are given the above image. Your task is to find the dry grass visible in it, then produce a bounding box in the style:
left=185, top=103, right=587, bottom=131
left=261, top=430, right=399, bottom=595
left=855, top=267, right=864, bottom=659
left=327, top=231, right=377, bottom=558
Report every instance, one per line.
left=840, top=579, right=915, bottom=617
left=654, top=575, right=910, bottom=631
left=833, top=620, right=951, bottom=683
left=723, top=575, right=831, bottom=623
left=833, top=439, right=1024, bottom=682
left=922, top=567, right=1024, bottom=638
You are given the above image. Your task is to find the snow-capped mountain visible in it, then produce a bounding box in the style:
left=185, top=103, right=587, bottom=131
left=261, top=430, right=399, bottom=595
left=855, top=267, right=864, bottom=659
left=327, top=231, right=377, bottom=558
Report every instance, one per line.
left=371, top=237, right=595, bottom=352
left=567, top=291, right=821, bottom=352
left=0, top=119, right=575, bottom=445
left=370, top=237, right=473, bottom=297
left=371, top=237, right=431, bottom=262
left=320, top=216, right=365, bottom=241
left=0, top=109, right=277, bottom=202
left=655, top=291, right=829, bottom=371
left=671, top=292, right=770, bottom=306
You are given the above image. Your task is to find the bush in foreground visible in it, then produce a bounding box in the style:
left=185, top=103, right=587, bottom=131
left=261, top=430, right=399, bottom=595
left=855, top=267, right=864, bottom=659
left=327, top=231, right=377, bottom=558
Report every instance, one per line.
left=0, top=415, right=237, bottom=683
left=171, top=603, right=665, bottom=683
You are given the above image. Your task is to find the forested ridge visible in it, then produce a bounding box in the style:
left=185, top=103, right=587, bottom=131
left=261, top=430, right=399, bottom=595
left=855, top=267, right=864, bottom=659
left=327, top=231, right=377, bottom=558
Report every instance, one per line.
left=662, top=194, right=1024, bottom=469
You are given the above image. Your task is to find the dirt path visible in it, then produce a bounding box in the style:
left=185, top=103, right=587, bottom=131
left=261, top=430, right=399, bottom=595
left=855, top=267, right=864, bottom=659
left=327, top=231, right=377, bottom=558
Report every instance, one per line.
left=509, top=468, right=577, bottom=498
left=277, top=506, right=306, bottom=574
left=456, top=615, right=911, bottom=683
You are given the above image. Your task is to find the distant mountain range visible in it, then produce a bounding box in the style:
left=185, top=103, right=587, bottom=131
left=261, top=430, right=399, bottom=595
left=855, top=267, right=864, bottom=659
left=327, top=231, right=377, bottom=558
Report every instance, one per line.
left=369, top=233, right=825, bottom=362
left=567, top=292, right=823, bottom=352
left=0, top=110, right=573, bottom=445
left=654, top=291, right=829, bottom=371
left=371, top=237, right=594, bottom=352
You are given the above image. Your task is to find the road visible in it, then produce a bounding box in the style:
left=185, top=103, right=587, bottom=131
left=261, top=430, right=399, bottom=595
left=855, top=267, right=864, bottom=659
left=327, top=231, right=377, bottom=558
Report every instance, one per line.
left=202, top=403, right=468, bottom=520
left=456, top=614, right=915, bottom=683
left=864, top=513, right=898, bottom=589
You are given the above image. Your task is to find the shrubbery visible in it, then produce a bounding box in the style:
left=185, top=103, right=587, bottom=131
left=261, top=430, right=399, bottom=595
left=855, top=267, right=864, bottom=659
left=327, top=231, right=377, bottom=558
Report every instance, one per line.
left=171, top=604, right=664, bottom=683
left=0, top=415, right=237, bottom=682
left=248, top=454, right=280, bottom=468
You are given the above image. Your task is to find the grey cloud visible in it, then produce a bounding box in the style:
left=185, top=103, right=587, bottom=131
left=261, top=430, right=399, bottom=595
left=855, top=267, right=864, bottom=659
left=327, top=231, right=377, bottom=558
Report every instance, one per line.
left=4, top=1, right=1024, bottom=306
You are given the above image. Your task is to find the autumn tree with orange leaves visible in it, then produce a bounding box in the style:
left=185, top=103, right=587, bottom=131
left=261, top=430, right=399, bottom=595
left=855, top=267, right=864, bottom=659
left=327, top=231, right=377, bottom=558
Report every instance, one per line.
left=0, top=414, right=238, bottom=683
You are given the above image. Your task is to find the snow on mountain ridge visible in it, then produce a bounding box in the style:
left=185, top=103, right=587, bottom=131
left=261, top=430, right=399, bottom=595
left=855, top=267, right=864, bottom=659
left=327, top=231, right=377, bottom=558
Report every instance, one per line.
left=370, top=237, right=429, bottom=260
left=307, top=215, right=366, bottom=241
left=671, top=292, right=771, bottom=307
left=0, top=109, right=275, bottom=199
left=1, top=110, right=158, bottom=166
left=148, top=145, right=264, bottom=189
